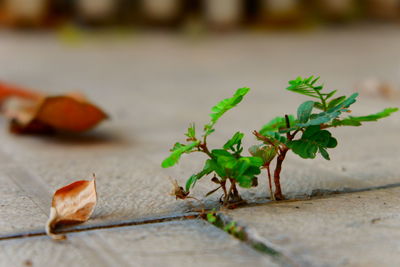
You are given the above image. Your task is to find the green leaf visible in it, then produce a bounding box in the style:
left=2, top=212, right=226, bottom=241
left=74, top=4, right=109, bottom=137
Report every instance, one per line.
left=327, top=96, right=346, bottom=110
left=185, top=159, right=214, bottom=191
left=236, top=175, right=255, bottom=188
left=319, top=147, right=330, bottom=160
left=236, top=157, right=263, bottom=175
left=325, top=90, right=337, bottom=99
left=162, top=141, right=200, bottom=168
left=171, top=142, right=185, bottom=151
left=314, top=102, right=324, bottom=110
left=266, top=132, right=288, bottom=144
left=223, top=132, right=244, bottom=152
left=211, top=149, right=233, bottom=158
left=248, top=145, right=277, bottom=164
left=259, top=115, right=296, bottom=136
left=233, top=157, right=263, bottom=188
left=185, top=123, right=196, bottom=139
left=207, top=212, right=217, bottom=223
left=328, top=93, right=358, bottom=112
left=204, top=87, right=250, bottom=136
left=287, top=126, right=337, bottom=160
left=297, top=101, right=314, bottom=123
left=296, top=93, right=358, bottom=127
left=185, top=174, right=198, bottom=192
left=286, top=76, right=323, bottom=99
left=331, top=108, right=399, bottom=127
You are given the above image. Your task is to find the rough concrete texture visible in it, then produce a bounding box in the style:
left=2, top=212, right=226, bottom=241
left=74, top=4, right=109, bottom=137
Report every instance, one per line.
left=0, top=173, right=47, bottom=235
left=227, top=187, right=400, bottom=267
left=0, top=220, right=277, bottom=267
left=0, top=27, right=399, bottom=266
left=0, top=29, right=399, bottom=235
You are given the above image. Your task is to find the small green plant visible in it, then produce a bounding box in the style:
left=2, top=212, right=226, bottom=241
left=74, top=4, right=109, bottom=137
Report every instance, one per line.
left=162, top=87, right=262, bottom=206
left=254, top=76, right=398, bottom=200
left=162, top=76, right=398, bottom=204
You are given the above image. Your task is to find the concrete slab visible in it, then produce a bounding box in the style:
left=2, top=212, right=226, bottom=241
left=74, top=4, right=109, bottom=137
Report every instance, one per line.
left=0, top=28, right=399, bottom=235
left=0, top=173, right=47, bottom=235
left=0, top=220, right=277, bottom=267
left=226, top=187, right=400, bottom=267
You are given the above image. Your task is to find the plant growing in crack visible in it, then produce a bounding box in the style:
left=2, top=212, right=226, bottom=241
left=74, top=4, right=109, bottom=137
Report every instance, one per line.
left=206, top=210, right=246, bottom=240
left=162, top=76, right=398, bottom=205
left=254, top=76, right=398, bottom=200
left=162, top=88, right=263, bottom=206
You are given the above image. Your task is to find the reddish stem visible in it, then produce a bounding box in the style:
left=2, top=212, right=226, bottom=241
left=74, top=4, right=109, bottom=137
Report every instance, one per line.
left=265, top=164, right=274, bottom=200
left=273, top=147, right=288, bottom=200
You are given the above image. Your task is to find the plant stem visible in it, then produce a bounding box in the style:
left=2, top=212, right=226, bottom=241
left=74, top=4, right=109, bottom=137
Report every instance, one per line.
left=264, top=164, right=274, bottom=200
left=253, top=130, right=276, bottom=147
left=273, top=147, right=288, bottom=200
left=230, top=179, right=241, bottom=201
left=221, top=180, right=228, bottom=203
left=224, top=179, right=235, bottom=205
left=199, top=143, right=212, bottom=158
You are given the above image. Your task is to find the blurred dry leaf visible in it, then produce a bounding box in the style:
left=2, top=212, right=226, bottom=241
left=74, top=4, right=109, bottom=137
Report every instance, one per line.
left=0, top=82, right=107, bottom=134
left=356, top=78, right=400, bottom=100
left=0, top=81, right=43, bottom=103
left=46, top=178, right=97, bottom=240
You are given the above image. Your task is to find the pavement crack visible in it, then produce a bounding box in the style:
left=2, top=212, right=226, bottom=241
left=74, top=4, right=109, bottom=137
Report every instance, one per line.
left=0, top=212, right=200, bottom=241
left=201, top=212, right=300, bottom=267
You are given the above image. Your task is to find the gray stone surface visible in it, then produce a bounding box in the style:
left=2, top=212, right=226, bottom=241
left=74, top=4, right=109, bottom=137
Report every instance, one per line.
left=0, top=220, right=277, bottom=267
left=227, top=187, right=400, bottom=267
left=0, top=28, right=399, bottom=235
left=0, top=28, right=399, bottom=266
left=0, top=172, right=47, bottom=235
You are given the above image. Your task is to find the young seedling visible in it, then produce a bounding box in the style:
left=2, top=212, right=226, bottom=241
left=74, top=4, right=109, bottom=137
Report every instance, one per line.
left=255, top=76, right=398, bottom=200
left=162, top=76, right=398, bottom=204
left=162, top=88, right=263, bottom=206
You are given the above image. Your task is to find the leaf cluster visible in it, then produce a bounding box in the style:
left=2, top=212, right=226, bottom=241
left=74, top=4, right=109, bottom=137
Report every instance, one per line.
left=161, top=87, right=250, bottom=169
left=185, top=132, right=263, bottom=192
left=258, top=76, right=398, bottom=160
left=287, top=126, right=337, bottom=160
left=204, top=87, right=250, bottom=136
left=162, top=87, right=261, bottom=195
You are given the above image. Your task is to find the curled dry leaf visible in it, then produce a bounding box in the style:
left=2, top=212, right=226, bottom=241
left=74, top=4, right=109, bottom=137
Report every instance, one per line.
left=168, top=177, right=190, bottom=200
left=46, top=178, right=97, bottom=240
left=0, top=81, right=107, bottom=134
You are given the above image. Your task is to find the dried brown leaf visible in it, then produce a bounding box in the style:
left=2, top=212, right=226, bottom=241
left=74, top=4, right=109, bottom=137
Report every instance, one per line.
left=167, top=177, right=190, bottom=200
left=3, top=94, right=107, bottom=134
left=35, top=96, right=108, bottom=132
left=0, top=81, right=43, bottom=103
left=46, top=177, right=97, bottom=240
left=0, top=81, right=107, bottom=134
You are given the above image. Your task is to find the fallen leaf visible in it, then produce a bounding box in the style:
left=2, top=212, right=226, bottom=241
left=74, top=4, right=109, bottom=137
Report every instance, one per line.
left=46, top=177, right=97, bottom=240
left=0, top=81, right=43, bottom=103
left=356, top=78, right=400, bottom=100
left=0, top=83, right=108, bottom=134
left=168, top=177, right=190, bottom=200
left=35, top=95, right=108, bottom=132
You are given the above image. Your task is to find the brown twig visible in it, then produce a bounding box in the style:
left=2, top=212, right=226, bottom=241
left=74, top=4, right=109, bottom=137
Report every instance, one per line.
left=263, top=163, right=274, bottom=200
left=252, top=130, right=276, bottom=147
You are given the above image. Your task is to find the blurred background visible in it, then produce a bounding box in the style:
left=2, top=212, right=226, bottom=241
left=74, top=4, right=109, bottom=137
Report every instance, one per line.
left=0, top=0, right=399, bottom=146
left=0, top=0, right=400, bottom=31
